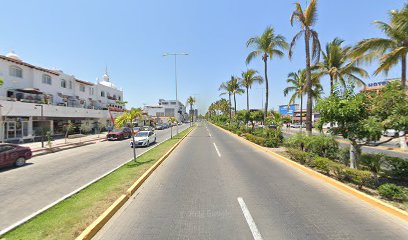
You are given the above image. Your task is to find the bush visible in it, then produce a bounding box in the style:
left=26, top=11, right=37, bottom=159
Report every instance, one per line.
left=359, top=154, right=385, bottom=175
left=284, top=134, right=307, bottom=151
left=308, top=157, right=332, bottom=174
left=244, top=133, right=266, bottom=146
left=337, top=147, right=350, bottom=166
left=384, top=156, right=408, bottom=179
left=286, top=148, right=314, bottom=164
left=329, top=162, right=347, bottom=179
left=378, top=183, right=408, bottom=201
left=343, top=168, right=373, bottom=189
left=304, top=135, right=338, bottom=159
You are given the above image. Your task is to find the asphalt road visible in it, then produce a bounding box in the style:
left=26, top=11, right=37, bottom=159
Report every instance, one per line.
left=0, top=124, right=189, bottom=232
left=95, top=122, right=408, bottom=240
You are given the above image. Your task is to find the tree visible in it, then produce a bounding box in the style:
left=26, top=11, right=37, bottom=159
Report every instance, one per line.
left=352, top=4, right=408, bottom=90
left=249, top=110, right=264, bottom=131
left=316, top=82, right=408, bottom=168
left=239, top=69, right=264, bottom=111
left=219, top=81, right=233, bottom=123
left=289, top=0, right=321, bottom=134
left=229, top=76, right=245, bottom=115
left=317, top=38, right=368, bottom=94
left=187, top=96, right=196, bottom=125
left=246, top=26, right=288, bottom=120
left=115, top=108, right=143, bottom=161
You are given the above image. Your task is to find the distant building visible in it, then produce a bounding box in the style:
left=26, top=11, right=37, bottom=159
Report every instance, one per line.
left=143, top=99, right=187, bottom=122
left=362, top=78, right=408, bottom=95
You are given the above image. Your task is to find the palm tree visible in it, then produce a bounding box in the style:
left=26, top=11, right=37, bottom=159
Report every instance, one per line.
left=219, top=81, right=233, bottom=123
left=318, top=38, right=368, bottom=94
left=187, top=96, right=195, bottom=124
left=289, top=0, right=321, bottom=134
left=115, top=108, right=143, bottom=161
left=229, top=76, right=245, bottom=114
left=246, top=26, right=288, bottom=120
left=239, top=69, right=264, bottom=111
left=284, top=70, right=306, bottom=127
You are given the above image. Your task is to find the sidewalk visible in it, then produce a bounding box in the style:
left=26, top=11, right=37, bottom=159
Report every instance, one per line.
left=21, top=133, right=108, bottom=156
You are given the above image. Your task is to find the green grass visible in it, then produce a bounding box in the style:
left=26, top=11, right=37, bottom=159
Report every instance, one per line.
left=1, top=127, right=192, bottom=240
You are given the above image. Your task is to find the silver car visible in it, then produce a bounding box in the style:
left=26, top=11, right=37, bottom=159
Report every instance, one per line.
left=130, top=131, right=157, bottom=147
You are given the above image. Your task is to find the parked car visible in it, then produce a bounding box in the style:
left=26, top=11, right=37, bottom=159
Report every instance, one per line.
left=291, top=123, right=304, bottom=128
left=383, top=129, right=398, bottom=137
left=141, top=126, right=154, bottom=132
left=0, top=144, right=32, bottom=168
left=130, top=131, right=156, bottom=147
left=162, top=123, right=169, bottom=129
left=133, top=127, right=141, bottom=134
left=107, top=127, right=132, bottom=140
left=155, top=124, right=165, bottom=130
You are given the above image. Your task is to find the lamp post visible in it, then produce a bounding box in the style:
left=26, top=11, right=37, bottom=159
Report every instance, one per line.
left=163, top=52, right=188, bottom=135
left=35, top=104, right=44, bottom=148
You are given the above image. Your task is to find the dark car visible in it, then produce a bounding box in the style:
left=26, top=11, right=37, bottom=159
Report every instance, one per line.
left=155, top=124, right=165, bottom=130
left=107, top=127, right=132, bottom=140
left=0, top=144, right=32, bottom=168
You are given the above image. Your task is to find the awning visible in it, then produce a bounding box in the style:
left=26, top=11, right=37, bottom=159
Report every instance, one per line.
left=16, top=88, right=43, bottom=94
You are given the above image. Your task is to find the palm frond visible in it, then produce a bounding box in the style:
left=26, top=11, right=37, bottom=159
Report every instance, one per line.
left=289, top=30, right=304, bottom=59
left=246, top=50, right=261, bottom=64
left=374, top=46, right=407, bottom=75
left=304, top=0, right=318, bottom=27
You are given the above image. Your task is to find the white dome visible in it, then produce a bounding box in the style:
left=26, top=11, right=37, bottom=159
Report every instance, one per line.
left=6, top=51, right=22, bottom=61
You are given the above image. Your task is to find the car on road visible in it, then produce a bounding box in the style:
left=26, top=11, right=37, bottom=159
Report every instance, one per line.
left=133, top=127, right=141, bottom=134
left=130, top=131, right=156, bottom=147
left=155, top=124, right=165, bottom=130
left=0, top=144, right=32, bottom=168
left=291, top=123, right=304, bottom=128
left=107, top=127, right=132, bottom=140
left=141, top=126, right=154, bottom=132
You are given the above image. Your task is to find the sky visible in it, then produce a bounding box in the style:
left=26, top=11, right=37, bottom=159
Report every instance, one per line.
left=0, top=0, right=405, bottom=113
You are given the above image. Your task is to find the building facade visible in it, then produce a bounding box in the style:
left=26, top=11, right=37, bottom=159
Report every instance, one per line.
left=143, top=99, right=187, bottom=123
left=0, top=51, right=125, bottom=142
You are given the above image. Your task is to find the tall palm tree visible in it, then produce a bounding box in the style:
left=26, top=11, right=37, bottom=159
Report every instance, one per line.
left=219, top=81, right=233, bottom=123
left=229, top=76, right=245, bottom=114
left=352, top=5, right=408, bottom=90
left=289, top=0, right=321, bottom=134
left=239, top=69, right=264, bottom=111
left=246, top=26, right=288, bottom=120
left=187, top=96, right=196, bottom=124
left=318, top=38, right=368, bottom=94
left=284, top=70, right=306, bottom=127
left=115, top=108, right=143, bottom=161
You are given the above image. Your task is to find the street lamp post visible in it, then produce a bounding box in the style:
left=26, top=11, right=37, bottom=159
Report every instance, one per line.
left=35, top=104, right=44, bottom=148
left=163, top=52, right=188, bottom=135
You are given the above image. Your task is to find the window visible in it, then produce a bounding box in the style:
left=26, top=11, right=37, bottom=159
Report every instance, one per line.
left=171, top=101, right=177, bottom=105
left=113, top=94, right=117, bottom=100
left=80, top=85, right=85, bottom=92
left=118, top=96, right=121, bottom=101
left=101, top=91, right=105, bottom=97
left=9, top=66, right=23, bottom=78
left=42, top=74, right=52, bottom=85
left=89, top=88, right=94, bottom=95
left=61, top=79, right=67, bottom=88
left=68, top=80, right=73, bottom=89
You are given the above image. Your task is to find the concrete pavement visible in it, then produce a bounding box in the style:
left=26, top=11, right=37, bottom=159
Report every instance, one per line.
left=94, top=122, right=408, bottom=239
left=0, top=124, right=189, bottom=232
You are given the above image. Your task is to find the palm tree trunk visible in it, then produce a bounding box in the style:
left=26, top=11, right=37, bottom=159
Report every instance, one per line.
left=400, top=53, right=407, bottom=150
left=330, top=75, right=334, bottom=95
left=304, top=29, right=313, bottom=135
left=264, top=56, right=269, bottom=121
left=228, top=93, right=232, bottom=124
left=300, top=93, right=303, bottom=129
left=246, top=87, right=249, bottom=111
left=234, top=93, right=237, bottom=115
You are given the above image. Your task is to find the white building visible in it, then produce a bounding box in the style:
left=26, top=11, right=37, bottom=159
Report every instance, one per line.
left=0, top=51, right=125, bottom=142
left=143, top=99, right=187, bottom=123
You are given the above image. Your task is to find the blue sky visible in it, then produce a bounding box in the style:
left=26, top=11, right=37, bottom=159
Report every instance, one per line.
left=0, top=0, right=405, bottom=113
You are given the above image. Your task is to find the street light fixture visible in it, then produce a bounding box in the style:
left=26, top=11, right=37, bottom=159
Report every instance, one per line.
left=163, top=52, right=189, bottom=135
left=35, top=104, right=44, bottom=148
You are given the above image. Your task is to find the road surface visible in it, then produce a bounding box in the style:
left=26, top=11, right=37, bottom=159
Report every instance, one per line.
left=94, top=122, right=408, bottom=239
left=0, top=124, right=189, bottom=232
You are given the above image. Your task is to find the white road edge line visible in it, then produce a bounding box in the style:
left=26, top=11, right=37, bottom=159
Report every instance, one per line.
left=0, top=126, right=189, bottom=236
left=213, top=142, right=221, bottom=157
left=237, top=197, right=263, bottom=240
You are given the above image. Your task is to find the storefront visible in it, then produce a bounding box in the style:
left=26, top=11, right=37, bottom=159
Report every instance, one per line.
left=2, top=117, right=31, bottom=142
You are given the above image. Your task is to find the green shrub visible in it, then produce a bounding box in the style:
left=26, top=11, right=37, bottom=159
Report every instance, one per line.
left=378, top=183, right=408, bottom=201
left=329, top=162, right=347, bottom=179
left=337, top=147, right=350, bottom=166
left=384, top=156, right=408, bottom=179
left=304, top=135, right=338, bottom=159
left=343, top=168, right=373, bottom=189
left=360, top=154, right=385, bottom=176
left=284, top=134, right=307, bottom=151
left=308, top=157, right=332, bottom=174
left=286, top=148, right=314, bottom=164
left=244, top=133, right=266, bottom=146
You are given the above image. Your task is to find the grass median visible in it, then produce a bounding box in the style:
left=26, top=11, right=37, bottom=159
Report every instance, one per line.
left=1, top=127, right=192, bottom=240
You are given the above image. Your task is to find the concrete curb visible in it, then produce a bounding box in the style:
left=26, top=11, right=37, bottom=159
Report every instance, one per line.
left=32, top=138, right=107, bottom=157
left=75, top=126, right=195, bottom=240
left=211, top=123, right=408, bottom=222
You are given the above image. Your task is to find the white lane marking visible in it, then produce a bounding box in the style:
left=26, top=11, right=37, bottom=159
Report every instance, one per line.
left=213, top=142, right=221, bottom=157
left=237, top=197, right=263, bottom=240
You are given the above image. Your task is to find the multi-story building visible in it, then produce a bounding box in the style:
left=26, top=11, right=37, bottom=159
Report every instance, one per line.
left=0, top=51, right=125, bottom=142
left=143, top=99, right=187, bottom=123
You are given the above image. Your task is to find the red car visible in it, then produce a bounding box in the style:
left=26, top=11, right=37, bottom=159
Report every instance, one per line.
left=107, top=127, right=132, bottom=140
left=0, top=144, right=32, bottom=168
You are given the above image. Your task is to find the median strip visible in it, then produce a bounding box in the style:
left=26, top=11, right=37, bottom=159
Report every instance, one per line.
left=0, top=127, right=194, bottom=240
